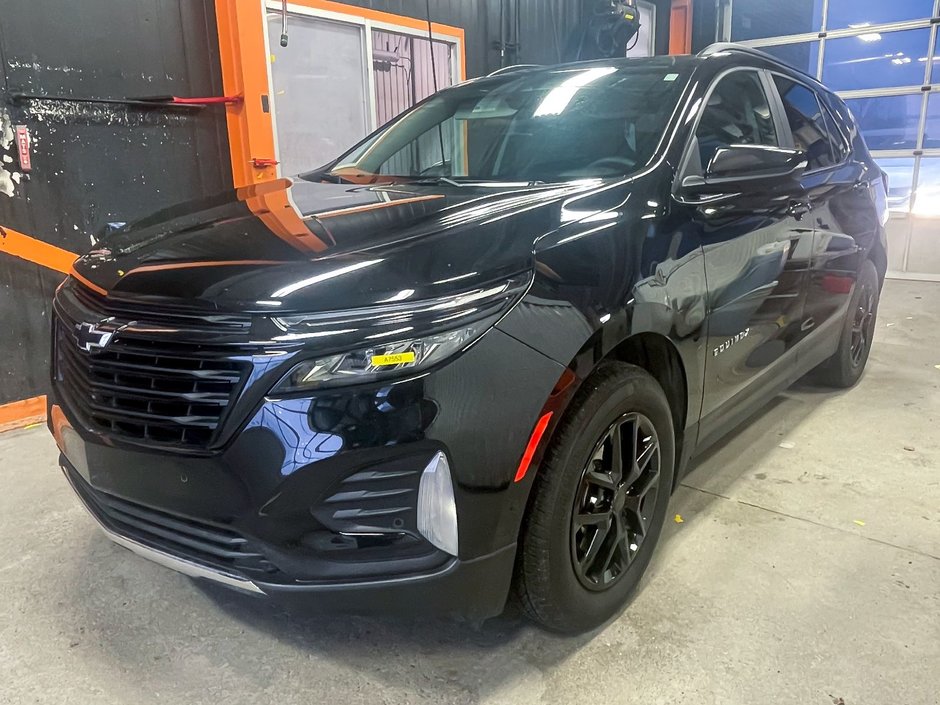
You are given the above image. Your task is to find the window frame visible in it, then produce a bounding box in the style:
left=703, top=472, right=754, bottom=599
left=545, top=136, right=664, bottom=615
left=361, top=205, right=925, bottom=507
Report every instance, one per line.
left=675, top=66, right=793, bottom=188
left=766, top=70, right=854, bottom=174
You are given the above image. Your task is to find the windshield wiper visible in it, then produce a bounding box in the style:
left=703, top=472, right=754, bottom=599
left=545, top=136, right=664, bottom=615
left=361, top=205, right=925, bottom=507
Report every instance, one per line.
left=412, top=177, right=552, bottom=188
left=313, top=172, right=357, bottom=184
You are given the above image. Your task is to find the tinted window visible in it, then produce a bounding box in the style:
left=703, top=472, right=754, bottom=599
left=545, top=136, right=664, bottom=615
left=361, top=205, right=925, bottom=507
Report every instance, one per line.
left=826, top=0, right=934, bottom=30
left=773, top=76, right=835, bottom=170
left=324, top=64, right=689, bottom=184
left=761, top=42, right=820, bottom=77
left=876, top=157, right=915, bottom=212
left=694, top=71, right=779, bottom=170
left=730, top=0, right=823, bottom=41
left=923, top=93, right=940, bottom=148
left=822, top=29, right=931, bottom=91
left=821, top=102, right=850, bottom=162
left=844, top=94, right=923, bottom=150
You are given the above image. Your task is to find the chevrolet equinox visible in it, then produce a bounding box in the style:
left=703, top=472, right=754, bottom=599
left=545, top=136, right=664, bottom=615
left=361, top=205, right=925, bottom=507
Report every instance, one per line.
left=50, top=45, right=887, bottom=633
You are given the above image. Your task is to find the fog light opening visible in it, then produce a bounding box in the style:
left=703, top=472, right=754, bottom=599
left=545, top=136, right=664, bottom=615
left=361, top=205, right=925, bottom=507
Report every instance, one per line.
left=417, top=451, right=458, bottom=556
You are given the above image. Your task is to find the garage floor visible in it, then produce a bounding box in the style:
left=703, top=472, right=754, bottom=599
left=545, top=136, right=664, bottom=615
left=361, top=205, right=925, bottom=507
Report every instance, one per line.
left=1, top=279, right=938, bottom=705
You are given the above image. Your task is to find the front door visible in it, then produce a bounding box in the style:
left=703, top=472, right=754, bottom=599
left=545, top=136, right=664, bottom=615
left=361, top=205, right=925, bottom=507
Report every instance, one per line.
left=677, top=69, right=815, bottom=443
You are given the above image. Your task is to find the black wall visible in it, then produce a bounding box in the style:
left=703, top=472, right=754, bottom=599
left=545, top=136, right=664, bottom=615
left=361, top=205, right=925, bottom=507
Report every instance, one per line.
left=343, top=0, right=671, bottom=74
left=0, top=0, right=230, bottom=404
left=691, top=0, right=718, bottom=52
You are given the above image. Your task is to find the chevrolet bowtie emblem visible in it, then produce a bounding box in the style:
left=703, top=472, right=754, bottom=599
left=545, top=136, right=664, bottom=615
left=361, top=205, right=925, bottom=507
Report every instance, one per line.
left=75, top=321, right=115, bottom=353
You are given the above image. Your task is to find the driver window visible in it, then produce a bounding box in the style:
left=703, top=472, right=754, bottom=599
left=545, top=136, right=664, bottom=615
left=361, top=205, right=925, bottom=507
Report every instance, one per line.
left=693, top=71, right=779, bottom=174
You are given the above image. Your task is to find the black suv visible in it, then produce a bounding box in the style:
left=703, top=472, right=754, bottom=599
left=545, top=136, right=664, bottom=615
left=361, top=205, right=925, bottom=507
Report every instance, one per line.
left=50, top=45, right=886, bottom=633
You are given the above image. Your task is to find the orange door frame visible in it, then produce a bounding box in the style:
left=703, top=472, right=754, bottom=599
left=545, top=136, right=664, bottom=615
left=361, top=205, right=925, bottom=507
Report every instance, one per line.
left=669, top=0, right=694, bottom=55
left=214, top=0, right=467, bottom=189
left=0, top=226, right=77, bottom=431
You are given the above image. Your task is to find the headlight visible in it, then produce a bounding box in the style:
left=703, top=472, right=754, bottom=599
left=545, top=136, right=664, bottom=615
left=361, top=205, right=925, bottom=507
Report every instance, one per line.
left=271, top=274, right=530, bottom=393
left=273, top=323, right=483, bottom=392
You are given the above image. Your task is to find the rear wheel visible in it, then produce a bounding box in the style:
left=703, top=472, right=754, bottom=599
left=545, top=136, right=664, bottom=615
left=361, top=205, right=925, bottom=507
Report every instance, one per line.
left=813, top=259, right=880, bottom=388
left=515, top=362, right=675, bottom=633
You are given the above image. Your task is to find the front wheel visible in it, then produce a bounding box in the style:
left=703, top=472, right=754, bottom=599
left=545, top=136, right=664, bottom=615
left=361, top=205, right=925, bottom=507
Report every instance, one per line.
left=813, top=259, right=880, bottom=388
left=515, top=362, right=675, bottom=633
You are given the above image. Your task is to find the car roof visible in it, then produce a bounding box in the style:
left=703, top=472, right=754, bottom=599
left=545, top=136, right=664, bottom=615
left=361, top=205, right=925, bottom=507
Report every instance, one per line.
left=481, top=44, right=825, bottom=93
left=484, top=54, right=703, bottom=79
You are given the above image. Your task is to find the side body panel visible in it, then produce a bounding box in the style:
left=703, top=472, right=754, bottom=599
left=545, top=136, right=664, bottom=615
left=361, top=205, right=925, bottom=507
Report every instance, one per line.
left=684, top=68, right=816, bottom=443
left=802, top=92, right=886, bottom=338
left=495, top=167, right=709, bottom=462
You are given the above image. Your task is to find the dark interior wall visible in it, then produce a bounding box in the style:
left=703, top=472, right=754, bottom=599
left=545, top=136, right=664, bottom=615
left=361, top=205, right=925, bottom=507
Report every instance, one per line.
left=343, top=0, right=672, bottom=75
left=691, top=0, right=718, bottom=52
left=339, top=0, right=498, bottom=76
left=0, top=0, right=231, bottom=405
left=339, top=0, right=578, bottom=75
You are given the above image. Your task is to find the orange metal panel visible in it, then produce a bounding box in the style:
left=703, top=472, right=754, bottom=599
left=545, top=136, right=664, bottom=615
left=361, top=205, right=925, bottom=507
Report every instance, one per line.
left=215, top=0, right=279, bottom=188
left=214, top=0, right=466, bottom=190
left=669, top=0, right=693, bottom=55
left=0, top=395, right=47, bottom=433
left=0, top=225, right=77, bottom=274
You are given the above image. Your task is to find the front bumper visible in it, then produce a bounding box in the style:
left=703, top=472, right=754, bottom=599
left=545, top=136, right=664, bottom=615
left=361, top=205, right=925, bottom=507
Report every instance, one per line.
left=63, top=458, right=517, bottom=617
left=51, top=327, right=565, bottom=618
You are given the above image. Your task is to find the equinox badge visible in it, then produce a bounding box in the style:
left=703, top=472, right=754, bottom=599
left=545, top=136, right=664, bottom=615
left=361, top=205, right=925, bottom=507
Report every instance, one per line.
left=713, top=328, right=750, bottom=357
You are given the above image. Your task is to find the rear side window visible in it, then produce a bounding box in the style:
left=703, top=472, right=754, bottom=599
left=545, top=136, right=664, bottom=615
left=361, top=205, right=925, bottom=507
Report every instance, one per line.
left=772, top=76, right=837, bottom=170
left=694, top=70, right=779, bottom=170
left=821, top=102, right=851, bottom=163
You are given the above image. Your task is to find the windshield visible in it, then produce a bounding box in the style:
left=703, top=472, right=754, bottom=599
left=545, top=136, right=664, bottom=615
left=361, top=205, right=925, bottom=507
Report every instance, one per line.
left=314, top=63, right=690, bottom=185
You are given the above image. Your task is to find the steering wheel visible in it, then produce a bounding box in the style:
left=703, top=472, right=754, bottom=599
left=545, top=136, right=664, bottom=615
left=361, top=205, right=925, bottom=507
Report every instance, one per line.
left=589, top=156, right=636, bottom=174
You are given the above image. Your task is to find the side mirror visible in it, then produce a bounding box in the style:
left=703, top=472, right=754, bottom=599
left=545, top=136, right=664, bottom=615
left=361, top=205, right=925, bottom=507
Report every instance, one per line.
left=681, top=145, right=807, bottom=197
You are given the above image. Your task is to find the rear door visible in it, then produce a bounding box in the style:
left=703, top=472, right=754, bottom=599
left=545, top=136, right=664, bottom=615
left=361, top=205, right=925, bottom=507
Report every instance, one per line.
left=770, top=75, right=873, bottom=348
left=679, top=68, right=816, bottom=443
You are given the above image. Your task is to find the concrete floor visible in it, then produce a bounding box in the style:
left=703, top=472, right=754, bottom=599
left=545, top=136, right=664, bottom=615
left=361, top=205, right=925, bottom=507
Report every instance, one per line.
left=1, top=279, right=938, bottom=705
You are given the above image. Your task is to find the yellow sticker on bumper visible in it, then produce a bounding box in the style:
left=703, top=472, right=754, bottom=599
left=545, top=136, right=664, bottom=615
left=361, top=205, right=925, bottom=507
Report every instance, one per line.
left=371, top=351, right=416, bottom=367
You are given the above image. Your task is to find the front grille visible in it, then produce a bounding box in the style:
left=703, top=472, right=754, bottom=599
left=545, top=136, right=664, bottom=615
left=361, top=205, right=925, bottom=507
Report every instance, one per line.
left=56, top=322, right=247, bottom=448
left=70, top=471, right=279, bottom=577
left=54, top=280, right=252, bottom=451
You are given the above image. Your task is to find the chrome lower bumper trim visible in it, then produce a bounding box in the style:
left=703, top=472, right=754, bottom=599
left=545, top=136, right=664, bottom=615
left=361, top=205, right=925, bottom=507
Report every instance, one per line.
left=98, top=523, right=266, bottom=594
left=63, top=467, right=265, bottom=595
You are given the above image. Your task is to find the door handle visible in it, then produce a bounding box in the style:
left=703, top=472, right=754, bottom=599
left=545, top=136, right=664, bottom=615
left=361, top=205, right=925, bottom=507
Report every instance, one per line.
left=788, top=200, right=812, bottom=220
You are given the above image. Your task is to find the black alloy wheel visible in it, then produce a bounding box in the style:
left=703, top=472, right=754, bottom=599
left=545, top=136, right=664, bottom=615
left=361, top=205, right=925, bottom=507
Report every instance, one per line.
left=515, top=361, right=676, bottom=633
left=850, top=283, right=876, bottom=368
left=813, top=258, right=880, bottom=389
left=571, top=413, right=661, bottom=591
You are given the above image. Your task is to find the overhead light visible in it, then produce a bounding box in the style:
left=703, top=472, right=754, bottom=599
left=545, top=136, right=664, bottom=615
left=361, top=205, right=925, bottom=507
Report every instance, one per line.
left=858, top=33, right=882, bottom=42
left=849, top=22, right=872, bottom=29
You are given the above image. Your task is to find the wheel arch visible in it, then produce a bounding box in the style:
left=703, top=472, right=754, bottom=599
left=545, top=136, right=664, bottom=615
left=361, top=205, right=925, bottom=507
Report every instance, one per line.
left=868, top=238, right=888, bottom=289
left=605, top=332, right=689, bottom=452
left=537, top=328, right=692, bottom=493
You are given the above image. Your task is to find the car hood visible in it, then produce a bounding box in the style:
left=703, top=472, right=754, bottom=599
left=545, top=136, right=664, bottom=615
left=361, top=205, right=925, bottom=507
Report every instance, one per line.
left=72, top=177, right=602, bottom=313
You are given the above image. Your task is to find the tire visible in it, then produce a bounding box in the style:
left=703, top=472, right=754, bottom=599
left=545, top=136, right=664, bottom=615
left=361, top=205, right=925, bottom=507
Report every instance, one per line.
left=515, top=362, right=675, bottom=633
left=813, top=259, right=880, bottom=389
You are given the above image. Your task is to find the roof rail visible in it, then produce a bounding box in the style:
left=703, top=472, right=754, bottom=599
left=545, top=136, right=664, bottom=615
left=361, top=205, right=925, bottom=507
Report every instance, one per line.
left=697, top=42, right=818, bottom=80
left=487, top=64, right=541, bottom=77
